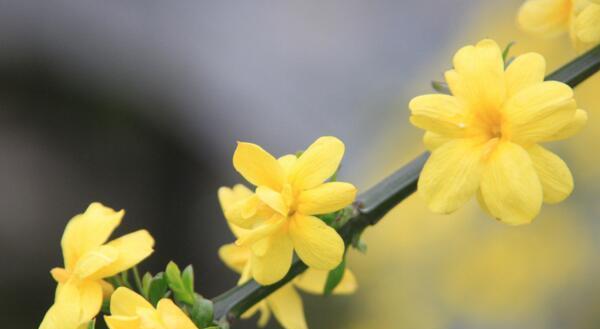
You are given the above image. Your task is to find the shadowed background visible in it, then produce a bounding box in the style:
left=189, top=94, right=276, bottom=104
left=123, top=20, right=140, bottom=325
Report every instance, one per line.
left=1, top=1, right=599, bottom=328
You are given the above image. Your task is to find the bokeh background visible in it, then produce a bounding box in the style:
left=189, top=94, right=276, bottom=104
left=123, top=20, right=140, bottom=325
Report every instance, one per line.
left=1, top=1, right=599, bottom=328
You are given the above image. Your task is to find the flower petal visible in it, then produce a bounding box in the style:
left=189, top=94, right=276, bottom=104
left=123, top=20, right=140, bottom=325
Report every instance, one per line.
left=73, top=245, right=119, bottom=279
left=233, top=142, right=284, bottom=190
left=543, top=109, right=587, bottom=141
left=278, top=154, right=298, bottom=175
left=418, top=139, right=485, bottom=214
left=480, top=142, right=543, bottom=225
left=294, top=268, right=357, bottom=295
left=297, top=182, right=357, bottom=215
left=503, top=81, right=576, bottom=145
left=90, top=230, right=154, bottom=279
left=218, top=185, right=253, bottom=213
left=289, top=215, right=344, bottom=270
left=79, top=280, right=104, bottom=324
left=251, top=230, right=294, bottom=285
left=267, top=284, right=308, bottom=329
left=236, top=215, right=286, bottom=247
left=256, top=186, right=288, bottom=215
left=40, top=283, right=83, bottom=329
left=517, top=0, right=572, bottom=37
left=157, top=299, right=198, bottom=329
left=62, top=202, right=124, bottom=270
left=575, top=4, right=600, bottom=43
left=505, top=53, right=546, bottom=97
left=423, top=131, right=451, bottom=151
left=451, top=39, right=506, bottom=110
left=409, top=94, right=469, bottom=137
left=223, top=194, right=267, bottom=229
left=241, top=301, right=271, bottom=328
left=528, top=144, right=573, bottom=204
left=290, top=136, right=345, bottom=190
left=218, top=243, right=251, bottom=273
left=110, top=287, right=153, bottom=317
left=104, top=315, right=141, bottom=329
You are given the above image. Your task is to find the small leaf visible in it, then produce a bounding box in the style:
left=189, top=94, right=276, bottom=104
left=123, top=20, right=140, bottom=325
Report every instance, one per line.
left=502, top=41, right=516, bottom=63
left=182, top=265, right=195, bottom=294
left=431, top=80, right=450, bottom=94
left=147, top=272, right=169, bottom=306
left=323, top=258, right=346, bottom=295
left=187, top=294, right=214, bottom=328
left=142, top=272, right=153, bottom=299
left=165, top=261, right=195, bottom=305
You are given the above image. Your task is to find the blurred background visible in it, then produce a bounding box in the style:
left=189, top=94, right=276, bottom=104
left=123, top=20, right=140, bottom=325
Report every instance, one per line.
left=1, top=1, right=599, bottom=328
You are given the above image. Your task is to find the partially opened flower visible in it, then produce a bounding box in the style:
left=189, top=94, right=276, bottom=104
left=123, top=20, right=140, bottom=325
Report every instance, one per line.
left=518, top=0, right=600, bottom=51
left=104, top=287, right=198, bottom=329
left=226, top=136, right=357, bottom=284
left=218, top=185, right=357, bottom=329
left=409, top=39, right=586, bottom=225
left=40, top=203, right=155, bottom=328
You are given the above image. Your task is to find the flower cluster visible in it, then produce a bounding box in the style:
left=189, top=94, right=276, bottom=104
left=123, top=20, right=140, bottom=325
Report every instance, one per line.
left=518, top=0, right=600, bottom=51
left=410, top=39, right=586, bottom=225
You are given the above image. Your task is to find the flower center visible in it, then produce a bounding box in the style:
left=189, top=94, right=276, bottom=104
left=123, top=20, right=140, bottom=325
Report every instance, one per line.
left=474, top=110, right=506, bottom=141
left=281, top=183, right=298, bottom=216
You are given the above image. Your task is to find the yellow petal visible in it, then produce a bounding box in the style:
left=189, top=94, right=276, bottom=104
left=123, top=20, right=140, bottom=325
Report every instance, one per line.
left=293, top=268, right=357, bottom=295
left=251, top=230, right=294, bottom=285
left=297, top=182, right=356, bottom=215
left=503, top=81, right=576, bottom=145
left=78, top=280, right=104, bottom=324
left=73, top=245, right=118, bottom=279
left=267, top=284, right=308, bottom=329
left=236, top=215, right=286, bottom=247
left=156, top=298, right=198, bottom=329
left=100, top=280, right=115, bottom=299
left=110, top=287, right=153, bottom=317
left=418, top=139, right=485, bottom=214
left=480, top=142, right=543, bottom=225
left=241, top=301, right=271, bottom=328
left=256, top=186, right=289, bottom=215
left=278, top=154, right=298, bottom=175
left=288, top=214, right=344, bottom=270
left=40, top=283, right=83, bottom=329
left=223, top=194, right=266, bottom=229
left=218, top=184, right=253, bottom=213
left=543, top=109, right=587, bottom=141
left=517, top=0, right=571, bottom=37
left=104, top=315, right=141, bottom=329
left=233, top=142, right=284, bottom=190
left=290, top=136, right=345, bottom=190
left=90, top=230, right=154, bottom=280
left=451, top=39, right=505, bottom=110
left=575, top=4, right=600, bottom=43
left=505, top=53, right=546, bottom=97
left=528, top=144, right=573, bottom=204
left=423, top=131, right=450, bottom=151
left=62, top=202, right=124, bottom=270
left=409, top=94, right=469, bottom=137
left=218, top=243, right=251, bottom=274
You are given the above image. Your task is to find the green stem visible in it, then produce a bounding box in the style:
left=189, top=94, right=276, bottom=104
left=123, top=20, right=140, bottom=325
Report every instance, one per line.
left=211, top=43, right=600, bottom=322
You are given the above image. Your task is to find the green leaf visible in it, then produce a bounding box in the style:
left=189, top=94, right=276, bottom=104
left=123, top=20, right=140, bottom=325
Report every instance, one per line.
left=165, top=261, right=195, bottom=305
left=502, top=41, right=516, bottom=63
left=323, top=257, right=346, bottom=295
left=182, top=265, right=195, bottom=294
left=187, top=294, right=214, bottom=328
left=87, top=319, right=96, bottom=329
left=431, top=80, right=450, bottom=94
left=147, top=272, right=169, bottom=306
left=142, top=272, right=153, bottom=299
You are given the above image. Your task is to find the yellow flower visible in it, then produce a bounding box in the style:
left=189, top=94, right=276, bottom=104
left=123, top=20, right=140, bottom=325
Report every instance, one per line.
left=226, top=136, right=357, bottom=284
left=39, top=282, right=93, bottom=329
left=518, top=0, right=600, bottom=51
left=218, top=185, right=357, bottom=329
left=409, top=39, right=586, bottom=225
left=40, top=203, right=155, bottom=329
left=104, top=287, right=199, bottom=329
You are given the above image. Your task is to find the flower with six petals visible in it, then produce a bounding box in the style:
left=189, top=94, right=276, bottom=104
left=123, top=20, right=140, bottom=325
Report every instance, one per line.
left=225, top=136, right=357, bottom=284
left=409, top=39, right=586, bottom=225
left=40, top=203, right=155, bottom=329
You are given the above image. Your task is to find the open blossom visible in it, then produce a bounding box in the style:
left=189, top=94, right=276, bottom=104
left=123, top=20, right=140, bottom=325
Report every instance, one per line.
left=409, top=39, right=586, bottom=225
left=218, top=185, right=357, bottom=329
left=223, top=136, right=357, bottom=284
left=40, top=203, right=155, bottom=329
left=104, top=287, right=198, bottom=329
left=518, top=0, right=600, bottom=51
